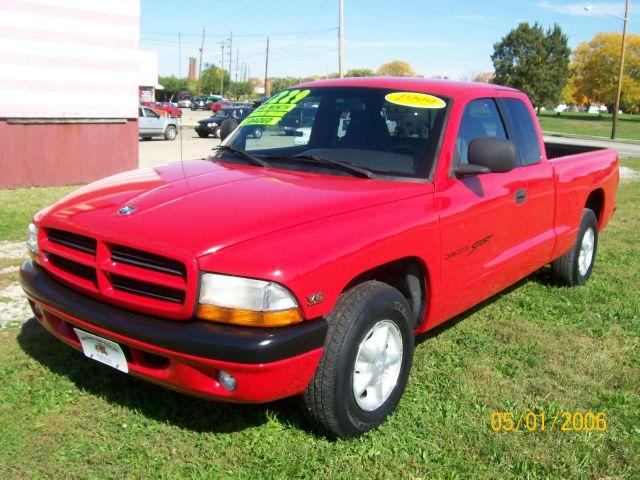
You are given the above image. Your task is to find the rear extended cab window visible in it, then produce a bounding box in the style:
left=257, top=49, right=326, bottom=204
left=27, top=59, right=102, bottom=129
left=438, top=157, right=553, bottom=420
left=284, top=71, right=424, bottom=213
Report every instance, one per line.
left=499, top=98, right=542, bottom=166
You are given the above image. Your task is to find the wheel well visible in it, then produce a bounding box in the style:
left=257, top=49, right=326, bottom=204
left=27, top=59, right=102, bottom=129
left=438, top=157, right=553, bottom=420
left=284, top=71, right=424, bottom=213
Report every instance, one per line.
left=585, top=189, right=604, bottom=226
left=344, top=257, right=428, bottom=328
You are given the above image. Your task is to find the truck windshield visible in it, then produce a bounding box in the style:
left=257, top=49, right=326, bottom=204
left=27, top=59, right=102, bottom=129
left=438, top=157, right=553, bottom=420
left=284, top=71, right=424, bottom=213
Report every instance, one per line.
left=223, top=87, right=450, bottom=179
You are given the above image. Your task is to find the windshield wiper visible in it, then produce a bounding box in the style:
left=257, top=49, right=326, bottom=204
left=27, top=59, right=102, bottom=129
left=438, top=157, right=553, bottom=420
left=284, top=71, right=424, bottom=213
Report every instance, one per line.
left=211, top=145, right=269, bottom=168
left=267, top=153, right=377, bottom=179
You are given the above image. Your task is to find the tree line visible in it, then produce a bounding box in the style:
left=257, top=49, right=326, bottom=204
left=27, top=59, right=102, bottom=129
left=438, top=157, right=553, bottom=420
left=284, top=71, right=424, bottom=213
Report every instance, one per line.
left=492, top=23, right=640, bottom=114
left=158, top=27, right=640, bottom=114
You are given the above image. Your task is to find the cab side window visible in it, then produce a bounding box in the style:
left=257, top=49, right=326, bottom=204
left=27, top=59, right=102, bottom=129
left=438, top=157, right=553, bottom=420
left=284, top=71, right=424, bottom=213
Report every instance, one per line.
left=456, top=98, right=507, bottom=164
left=501, top=98, right=542, bottom=166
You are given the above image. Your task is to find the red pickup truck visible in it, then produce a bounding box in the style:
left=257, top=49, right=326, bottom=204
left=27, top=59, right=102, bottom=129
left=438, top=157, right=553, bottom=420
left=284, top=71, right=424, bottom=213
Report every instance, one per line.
left=21, top=78, right=618, bottom=438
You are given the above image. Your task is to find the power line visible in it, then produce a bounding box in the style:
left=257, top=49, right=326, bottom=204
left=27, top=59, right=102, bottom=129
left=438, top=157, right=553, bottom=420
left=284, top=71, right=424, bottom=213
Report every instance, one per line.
left=400, top=0, right=502, bottom=32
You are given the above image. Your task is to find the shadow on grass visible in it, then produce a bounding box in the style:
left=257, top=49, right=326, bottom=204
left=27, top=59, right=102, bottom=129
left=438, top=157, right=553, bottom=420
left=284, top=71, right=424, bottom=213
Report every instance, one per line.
left=16, top=266, right=561, bottom=436
left=17, top=318, right=315, bottom=436
left=415, top=266, right=557, bottom=346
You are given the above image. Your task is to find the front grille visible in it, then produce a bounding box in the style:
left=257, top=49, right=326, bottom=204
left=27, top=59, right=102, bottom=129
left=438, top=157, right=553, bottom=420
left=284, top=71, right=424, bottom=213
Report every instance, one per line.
left=48, top=228, right=96, bottom=255
left=111, top=245, right=186, bottom=278
left=48, top=253, right=97, bottom=283
left=40, top=228, right=191, bottom=318
left=111, top=275, right=185, bottom=303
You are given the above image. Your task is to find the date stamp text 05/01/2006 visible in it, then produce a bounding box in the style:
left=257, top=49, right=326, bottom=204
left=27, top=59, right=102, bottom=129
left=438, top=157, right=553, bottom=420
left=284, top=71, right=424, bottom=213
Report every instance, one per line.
left=490, top=411, right=607, bottom=432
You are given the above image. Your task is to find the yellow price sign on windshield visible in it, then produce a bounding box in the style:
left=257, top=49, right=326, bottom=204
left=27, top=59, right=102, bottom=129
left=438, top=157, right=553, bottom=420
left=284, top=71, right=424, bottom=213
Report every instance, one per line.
left=241, top=89, right=312, bottom=127
left=385, top=92, right=446, bottom=109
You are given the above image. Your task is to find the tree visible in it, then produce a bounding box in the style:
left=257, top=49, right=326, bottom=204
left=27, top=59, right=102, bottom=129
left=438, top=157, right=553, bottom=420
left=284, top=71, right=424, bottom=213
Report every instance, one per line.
left=492, top=23, right=570, bottom=109
left=376, top=60, right=416, bottom=77
left=230, top=81, right=255, bottom=98
left=346, top=68, right=375, bottom=77
left=459, top=71, right=480, bottom=82
left=199, top=64, right=230, bottom=96
left=571, top=33, right=640, bottom=113
left=474, top=72, right=494, bottom=83
left=157, top=75, right=186, bottom=100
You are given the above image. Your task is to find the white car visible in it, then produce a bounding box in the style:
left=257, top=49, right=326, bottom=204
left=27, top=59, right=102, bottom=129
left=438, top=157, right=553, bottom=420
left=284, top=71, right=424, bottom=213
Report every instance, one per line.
left=138, top=107, right=179, bottom=140
left=178, top=99, right=192, bottom=108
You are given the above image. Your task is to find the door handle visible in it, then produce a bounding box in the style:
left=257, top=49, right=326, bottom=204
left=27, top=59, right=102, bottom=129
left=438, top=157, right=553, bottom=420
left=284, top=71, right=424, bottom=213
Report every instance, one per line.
left=515, top=189, right=527, bottom=204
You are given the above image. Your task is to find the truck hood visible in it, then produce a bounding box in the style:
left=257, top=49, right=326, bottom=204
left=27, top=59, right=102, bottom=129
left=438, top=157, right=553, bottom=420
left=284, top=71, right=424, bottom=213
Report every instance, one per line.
left=41, top=159, right=431, bottom=257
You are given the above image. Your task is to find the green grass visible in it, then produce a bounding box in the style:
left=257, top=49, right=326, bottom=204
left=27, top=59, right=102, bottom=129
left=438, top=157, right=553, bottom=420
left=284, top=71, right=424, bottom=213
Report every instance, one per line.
left=538, top=111, right=640, bottom=142
left=0, top=186, right=77, bottom=241
left=1, top=168, right=639, bottom=479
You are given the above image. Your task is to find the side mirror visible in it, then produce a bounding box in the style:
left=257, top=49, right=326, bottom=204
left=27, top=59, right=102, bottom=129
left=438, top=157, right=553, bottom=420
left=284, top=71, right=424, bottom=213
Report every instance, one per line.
left=456, top=137, right=517, bottom=176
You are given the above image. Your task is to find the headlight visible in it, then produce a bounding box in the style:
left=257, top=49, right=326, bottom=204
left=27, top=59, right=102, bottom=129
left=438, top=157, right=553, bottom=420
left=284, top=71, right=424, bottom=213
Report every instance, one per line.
left=26, top=223, right=38, bottom=256
left=207, top=122, right=214, bottom=127
left=197, top=273, right=302, bottom=327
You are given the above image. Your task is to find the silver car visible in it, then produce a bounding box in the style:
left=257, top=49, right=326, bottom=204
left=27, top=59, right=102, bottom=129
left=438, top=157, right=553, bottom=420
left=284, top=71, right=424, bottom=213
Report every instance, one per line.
left=138, top=107, right=179, bottom=141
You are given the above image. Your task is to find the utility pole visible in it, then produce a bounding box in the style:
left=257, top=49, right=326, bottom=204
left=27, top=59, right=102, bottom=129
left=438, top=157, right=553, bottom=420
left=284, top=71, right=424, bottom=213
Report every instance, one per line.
left=264, top=36, right=270, bottom=97
left=220, top=43, right=225, bottom=96
left=228, top=31, right=233, bottom=98
left=611, top=0, right=630, bottom=140
left=196, top=27, right=206, bottom=96
left=236, top=48, right=240, bottom=82
left=338, top=0, right=344, bottom=77
left=178, top=32, right=182, bottom=94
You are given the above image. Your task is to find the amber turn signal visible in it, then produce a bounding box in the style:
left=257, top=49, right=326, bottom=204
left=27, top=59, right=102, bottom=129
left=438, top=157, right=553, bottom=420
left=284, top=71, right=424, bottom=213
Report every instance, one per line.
left=197, top=304, right=303, bottom=327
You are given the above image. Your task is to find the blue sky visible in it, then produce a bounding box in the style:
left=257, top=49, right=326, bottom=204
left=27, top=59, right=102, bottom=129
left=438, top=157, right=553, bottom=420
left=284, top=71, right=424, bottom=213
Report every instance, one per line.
left=141, top=0, right=638, bottom=81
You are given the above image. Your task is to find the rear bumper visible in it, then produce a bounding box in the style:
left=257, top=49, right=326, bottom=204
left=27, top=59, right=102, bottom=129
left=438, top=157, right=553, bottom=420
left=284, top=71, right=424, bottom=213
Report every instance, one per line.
left=20, top=261, right=326, bottom=402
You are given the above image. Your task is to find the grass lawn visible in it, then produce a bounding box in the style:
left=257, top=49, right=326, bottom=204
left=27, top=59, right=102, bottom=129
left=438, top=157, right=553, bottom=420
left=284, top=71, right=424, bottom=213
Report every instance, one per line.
left=538, top=111, right=640, bottom=142
left=1, top=164, right=639, bottom=479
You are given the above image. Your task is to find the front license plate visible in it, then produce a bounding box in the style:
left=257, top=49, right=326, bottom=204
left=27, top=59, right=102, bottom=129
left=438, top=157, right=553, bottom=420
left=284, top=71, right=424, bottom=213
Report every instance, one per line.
left=74, top=328, right=129, bottom=373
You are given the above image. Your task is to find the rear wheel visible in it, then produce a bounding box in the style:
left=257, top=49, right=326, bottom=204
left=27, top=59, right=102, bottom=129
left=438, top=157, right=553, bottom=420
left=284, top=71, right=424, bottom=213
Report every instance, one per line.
left=552, top=208, right=598, bottom=286
left=252, top=127, right=263, bottom=139
left=164, top=125, right=177, bottom=141
left=302, top=281, right=414, bottom=438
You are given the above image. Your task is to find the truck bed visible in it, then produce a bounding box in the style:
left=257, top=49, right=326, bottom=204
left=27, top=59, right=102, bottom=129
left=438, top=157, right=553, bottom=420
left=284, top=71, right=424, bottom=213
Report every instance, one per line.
left=544, top=142, right=605, bottom=160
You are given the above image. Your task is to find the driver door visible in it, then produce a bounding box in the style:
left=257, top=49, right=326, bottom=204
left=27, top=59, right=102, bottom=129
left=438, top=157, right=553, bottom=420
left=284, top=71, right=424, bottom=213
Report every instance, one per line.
left=436, top=98, right=528, bottom=319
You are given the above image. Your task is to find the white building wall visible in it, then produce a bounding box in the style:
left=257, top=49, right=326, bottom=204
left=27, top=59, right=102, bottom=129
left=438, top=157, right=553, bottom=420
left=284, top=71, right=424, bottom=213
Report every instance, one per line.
left=0, top=0, right=140, bottom=118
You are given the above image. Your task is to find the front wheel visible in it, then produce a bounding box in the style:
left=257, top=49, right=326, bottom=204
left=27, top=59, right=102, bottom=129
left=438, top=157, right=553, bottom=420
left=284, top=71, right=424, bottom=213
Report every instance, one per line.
left=302, top=281, right=414, bottom=438
left=551, top=208, right=598, bottom=285
left=164, top=125, right=177, bottom=141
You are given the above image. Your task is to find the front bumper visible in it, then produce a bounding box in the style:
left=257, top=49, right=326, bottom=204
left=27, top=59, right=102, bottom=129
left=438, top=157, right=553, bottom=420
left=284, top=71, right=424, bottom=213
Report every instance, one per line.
left=20, top=261, right=326, bottom=402
left=195, top=124, right=215, bottom=135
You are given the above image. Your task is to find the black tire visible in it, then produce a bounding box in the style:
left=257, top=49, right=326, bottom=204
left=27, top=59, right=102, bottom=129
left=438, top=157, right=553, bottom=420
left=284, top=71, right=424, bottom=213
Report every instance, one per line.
left=164, top=125, right=177, bottom=141
left=302, top=281, right=414, bottom=438
left=197, top=132, right=209, bottom=138
left=252, top=127, right=263, bottom=139
left=551, top=208, right=598, bottom=286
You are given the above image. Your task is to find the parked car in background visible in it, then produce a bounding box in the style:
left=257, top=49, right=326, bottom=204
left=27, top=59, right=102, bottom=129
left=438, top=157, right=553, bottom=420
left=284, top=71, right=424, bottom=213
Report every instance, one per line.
left=195, top=106, right=260, bottom=138
left=209, top=99, right=234, bottom=112
left=191, top=95, right=222, bottom=110
left=142, top=102, right=182, bottom=118
left=138, top=106, right=179, bottom=140
left=281, top=105, right=317, bottom=135
left=177, top=91, right=192, bottom=108
left=191, top=96, right=206, bottom=110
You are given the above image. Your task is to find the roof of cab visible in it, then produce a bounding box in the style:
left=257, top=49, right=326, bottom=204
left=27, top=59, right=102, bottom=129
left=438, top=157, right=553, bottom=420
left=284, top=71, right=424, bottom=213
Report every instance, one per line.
left=295, top=76, right=520, bottom=97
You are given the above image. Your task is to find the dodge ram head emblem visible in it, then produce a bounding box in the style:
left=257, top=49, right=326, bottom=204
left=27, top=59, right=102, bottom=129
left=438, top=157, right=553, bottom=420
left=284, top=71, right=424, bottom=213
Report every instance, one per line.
left=118, top=205, right=136, bottom=215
